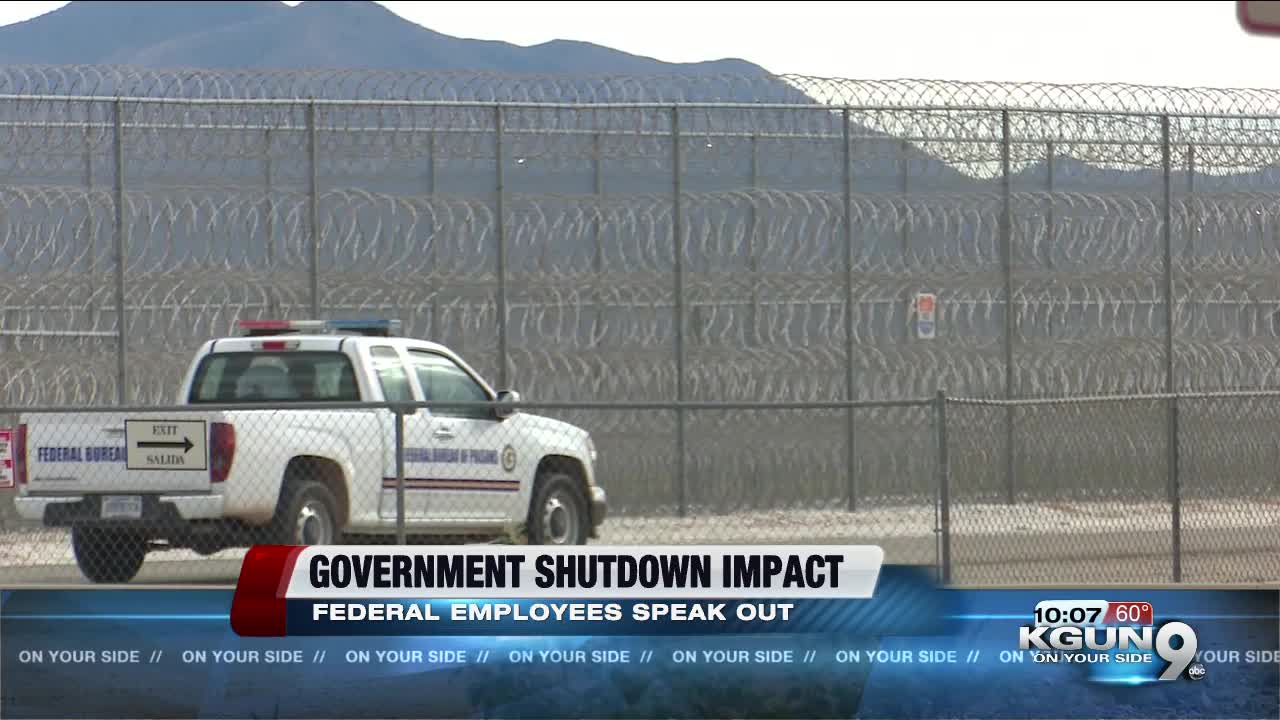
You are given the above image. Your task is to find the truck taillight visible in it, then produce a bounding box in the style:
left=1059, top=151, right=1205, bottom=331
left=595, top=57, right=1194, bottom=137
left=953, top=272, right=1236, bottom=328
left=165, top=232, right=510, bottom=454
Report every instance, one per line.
left=210, top=423, right=236, bottom=484
left=13, top=424, right=27, bottom=486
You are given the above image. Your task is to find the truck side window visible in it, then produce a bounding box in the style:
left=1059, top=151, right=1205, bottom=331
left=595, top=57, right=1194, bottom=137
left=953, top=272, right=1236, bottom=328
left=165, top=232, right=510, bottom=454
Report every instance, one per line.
left=370, top=346, right=414, bottom=403
left=408, top=351, right=491, bottom=420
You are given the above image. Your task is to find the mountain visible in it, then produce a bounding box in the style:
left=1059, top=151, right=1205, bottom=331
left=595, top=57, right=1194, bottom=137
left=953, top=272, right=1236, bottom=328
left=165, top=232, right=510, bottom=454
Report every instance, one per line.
left=0, top=1, right=771, bottom=77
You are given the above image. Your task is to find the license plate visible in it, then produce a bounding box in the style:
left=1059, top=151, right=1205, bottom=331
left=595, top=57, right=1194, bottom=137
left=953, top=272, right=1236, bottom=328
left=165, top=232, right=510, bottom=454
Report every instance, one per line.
left=101, top=496, right=143, bottom=520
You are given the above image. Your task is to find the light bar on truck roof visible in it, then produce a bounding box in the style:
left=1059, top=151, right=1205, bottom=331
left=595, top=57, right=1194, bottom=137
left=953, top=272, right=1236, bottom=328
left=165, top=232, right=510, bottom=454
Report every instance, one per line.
left=325, top=319, right=402, bottom=337
left=237, top=320, right=327, bottom=337
left=235, top=319, right=402, bottom=338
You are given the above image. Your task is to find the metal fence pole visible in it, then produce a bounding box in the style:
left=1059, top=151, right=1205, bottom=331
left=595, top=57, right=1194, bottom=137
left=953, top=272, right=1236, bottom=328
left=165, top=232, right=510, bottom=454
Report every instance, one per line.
left=496, top=104, right=510, bottom=389
left=428, top=130, right=438, bottom=194
left=82, top=107, right=97, bottom=361
left=394, top=405, right=407, bottom=546
left=264, top=128, right=277, bottom=318
left=899, top=139, right=909, bottom=256
left=112, top=98, right=127, bottom=405
left=1000, top=109, right=1016, bottom=505
left=1161, top=114, right=1182, bottom=582
left=935, top=389, right=951, bottom=585
left=1162, top=115, right=1177, bottom=397
left=1186, top=145, right=1197, bottom=259
left=748, top=133, right=759, bottom=347
left=843, top=108, right=858, bottom=512
left=428, top=130, right=439, bottom=337
left=672, top=105, right=687, bottom=517
left=1045, top=141, right=1055, bottom=338
left=593, top=131, right=604, bottom=345
left=744, top=133, right=762, bottom=509
left=307, top=101, right=320, bottom=319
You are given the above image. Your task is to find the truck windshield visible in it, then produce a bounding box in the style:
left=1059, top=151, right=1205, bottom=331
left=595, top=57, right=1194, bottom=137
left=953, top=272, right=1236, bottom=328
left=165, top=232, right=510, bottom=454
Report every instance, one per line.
left=188, top=352, right=361, bottom=403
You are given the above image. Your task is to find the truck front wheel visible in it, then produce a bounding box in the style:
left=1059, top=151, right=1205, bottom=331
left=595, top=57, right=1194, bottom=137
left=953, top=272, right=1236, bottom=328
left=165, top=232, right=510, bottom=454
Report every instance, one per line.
left=527, top=472, right=590, bottom=545
left=71, top=527, right=147, bottom=584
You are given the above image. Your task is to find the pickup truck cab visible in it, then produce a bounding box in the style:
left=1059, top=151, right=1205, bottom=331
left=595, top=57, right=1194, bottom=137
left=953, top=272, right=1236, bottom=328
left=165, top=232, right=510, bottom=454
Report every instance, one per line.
left=11, top=319, right=607, bottom=583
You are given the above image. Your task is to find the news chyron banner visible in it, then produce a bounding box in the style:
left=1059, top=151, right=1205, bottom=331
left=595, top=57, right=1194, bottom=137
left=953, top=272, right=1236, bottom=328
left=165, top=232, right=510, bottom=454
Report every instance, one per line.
left=0, top=545, right=1275, bottom=720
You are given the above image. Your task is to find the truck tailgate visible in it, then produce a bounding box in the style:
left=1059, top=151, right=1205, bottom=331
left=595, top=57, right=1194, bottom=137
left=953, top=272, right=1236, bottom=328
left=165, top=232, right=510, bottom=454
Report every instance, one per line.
left=22, top=411, right=216, bottom=494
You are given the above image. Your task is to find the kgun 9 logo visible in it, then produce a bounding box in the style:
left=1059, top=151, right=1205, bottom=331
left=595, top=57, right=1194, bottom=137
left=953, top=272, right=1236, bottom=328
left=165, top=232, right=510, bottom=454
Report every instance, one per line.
left=1019, top=621, right=1200, bottom=681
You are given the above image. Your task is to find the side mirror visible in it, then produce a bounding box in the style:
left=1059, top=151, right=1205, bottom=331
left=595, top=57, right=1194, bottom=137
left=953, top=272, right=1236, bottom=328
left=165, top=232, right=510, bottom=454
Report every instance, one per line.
left=494, top=390, right=520, bottom=420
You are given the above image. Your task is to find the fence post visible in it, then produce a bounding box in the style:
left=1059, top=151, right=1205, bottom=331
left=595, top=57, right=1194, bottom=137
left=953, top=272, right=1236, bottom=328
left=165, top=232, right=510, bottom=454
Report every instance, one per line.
left=307, top=100, right=320, bottom=319
left=428, top=130, right=439, bottom=338
left=112, top=98, right=127, bottom=405
left=495, top=104, right=510, bottom=389
left=1000, top=109, right=1016, bottom=505
left=395, top=405, right=407, bottom=546
left=593, top=131, right=604, bottom=346
left=899, top=139, right=909, bottom=256
left=1161, top=114, right=1182, bottom=582
left=842, top=108, right=858, bottom=512
left=1045, top=141, right=1055, bottom=339
left=748, top=133, right=759, bottom=347
left=84, top=120, right=97, bottom=329
left=935, top=389, right=951, bottom=585
left=264, top=128, right=277, bottom=318
left=1186, top=145, right=1197, bottom=260
left=672, top=105, right=687, bottom=517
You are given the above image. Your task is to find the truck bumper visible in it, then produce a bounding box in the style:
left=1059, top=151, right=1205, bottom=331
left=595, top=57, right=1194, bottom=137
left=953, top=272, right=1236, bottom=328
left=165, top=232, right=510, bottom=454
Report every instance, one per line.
left=15, top=494, right=225, bottom=526
left=589, top=486, right=607, bottom=529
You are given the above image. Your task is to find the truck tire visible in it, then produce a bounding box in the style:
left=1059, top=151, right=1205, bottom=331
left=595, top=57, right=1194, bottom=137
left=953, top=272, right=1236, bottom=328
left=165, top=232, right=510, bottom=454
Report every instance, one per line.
left=272, top=479, right=341, bottom=546
left=526, top=471, right=589, bottom=545
left=71, top=527, right=146, bottom=584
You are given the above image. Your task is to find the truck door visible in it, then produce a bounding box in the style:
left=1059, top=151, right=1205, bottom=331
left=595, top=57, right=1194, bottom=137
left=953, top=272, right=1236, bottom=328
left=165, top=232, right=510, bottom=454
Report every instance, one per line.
left=404, top=349, right=525, bottom=522
left=367, top=345, right=439, bottom=524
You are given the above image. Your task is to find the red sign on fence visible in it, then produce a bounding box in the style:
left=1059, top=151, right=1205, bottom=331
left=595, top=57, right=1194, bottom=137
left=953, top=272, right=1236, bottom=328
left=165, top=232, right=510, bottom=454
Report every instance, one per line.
left=915, top=293, right=937, bottom=340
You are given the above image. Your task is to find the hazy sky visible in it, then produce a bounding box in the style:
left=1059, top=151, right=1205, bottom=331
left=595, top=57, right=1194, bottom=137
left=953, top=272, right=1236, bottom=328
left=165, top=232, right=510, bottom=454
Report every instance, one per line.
left=1, top=1, right=1278, bottom=88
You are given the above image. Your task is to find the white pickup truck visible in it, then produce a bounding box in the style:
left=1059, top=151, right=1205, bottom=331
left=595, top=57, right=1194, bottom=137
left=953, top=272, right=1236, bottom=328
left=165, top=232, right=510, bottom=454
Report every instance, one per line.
left=10, top=319, right=607, bottom=583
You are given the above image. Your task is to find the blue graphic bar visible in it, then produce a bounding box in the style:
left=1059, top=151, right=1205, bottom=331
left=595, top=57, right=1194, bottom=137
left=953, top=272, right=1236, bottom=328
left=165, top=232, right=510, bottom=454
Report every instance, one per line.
left=1, top=582, right=1276, bottom=719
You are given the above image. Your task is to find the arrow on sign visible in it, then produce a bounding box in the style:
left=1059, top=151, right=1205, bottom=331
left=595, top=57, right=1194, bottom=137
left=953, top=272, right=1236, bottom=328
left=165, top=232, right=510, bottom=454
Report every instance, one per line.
left=137, top=437, right=194, bottom=453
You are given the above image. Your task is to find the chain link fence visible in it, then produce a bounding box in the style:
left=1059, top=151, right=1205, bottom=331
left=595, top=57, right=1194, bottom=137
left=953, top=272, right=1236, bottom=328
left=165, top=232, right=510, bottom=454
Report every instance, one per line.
left=1, top=390, right=1277, bottom=586
left=5, top=70, right=1280, bottom=411
left=1, top=67, right=1279, bottom=586
left=0, top=398, right=935, bottom=585
left=944, top=391, right=1280, bottom=586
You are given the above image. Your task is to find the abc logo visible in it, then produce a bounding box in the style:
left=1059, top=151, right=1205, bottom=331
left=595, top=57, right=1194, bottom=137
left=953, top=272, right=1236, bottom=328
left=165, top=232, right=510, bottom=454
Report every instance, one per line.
left=1187, top=663, right=1206, bottom=681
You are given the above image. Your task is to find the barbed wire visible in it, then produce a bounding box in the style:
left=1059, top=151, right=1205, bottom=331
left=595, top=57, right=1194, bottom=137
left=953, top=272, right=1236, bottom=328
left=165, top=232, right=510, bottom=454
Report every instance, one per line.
left=3, top=183, right=1280, bottom=407
left=4, top=70, right=1280, bottom=512
left=0, top=65, right=807, bottom=103
left=4, top=66, right=1280, bottom=118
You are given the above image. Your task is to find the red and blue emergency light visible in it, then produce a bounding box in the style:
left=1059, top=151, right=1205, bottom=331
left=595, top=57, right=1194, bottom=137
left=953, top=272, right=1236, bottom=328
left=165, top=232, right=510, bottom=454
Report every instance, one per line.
left=235, top=319, right=401, bottom=338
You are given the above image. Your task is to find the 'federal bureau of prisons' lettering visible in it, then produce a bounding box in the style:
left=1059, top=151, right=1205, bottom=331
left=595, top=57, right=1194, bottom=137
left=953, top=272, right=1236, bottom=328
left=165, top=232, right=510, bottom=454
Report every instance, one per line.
left=85, top=446, right=126, bottom=462
left=38, top=446, right=82, bottom=462
left=403, top=447, right=500, bottom=465
left=37, top=446, right=126, bottom=463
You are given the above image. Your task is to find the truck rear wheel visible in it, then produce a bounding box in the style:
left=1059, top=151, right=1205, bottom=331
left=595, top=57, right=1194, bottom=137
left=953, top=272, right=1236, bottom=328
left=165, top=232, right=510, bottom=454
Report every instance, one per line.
left=527, top=472, right=589, bottom=545
left=71, top=527, right=147, bottom=584
left=272, top=479, right=340, bottom=546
